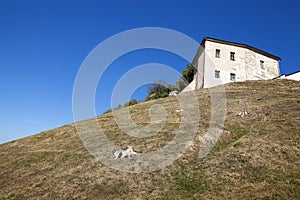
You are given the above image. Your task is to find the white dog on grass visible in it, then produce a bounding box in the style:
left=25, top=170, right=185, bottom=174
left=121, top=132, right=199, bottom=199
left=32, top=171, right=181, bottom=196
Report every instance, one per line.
left=114, top=146, right=137, bottom=159
left=238, top=109, right=248, bottom=117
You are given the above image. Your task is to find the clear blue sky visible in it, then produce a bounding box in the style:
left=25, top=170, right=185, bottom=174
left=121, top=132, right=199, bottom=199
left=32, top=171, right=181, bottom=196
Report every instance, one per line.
left=0, top=0, right=299, bottom=144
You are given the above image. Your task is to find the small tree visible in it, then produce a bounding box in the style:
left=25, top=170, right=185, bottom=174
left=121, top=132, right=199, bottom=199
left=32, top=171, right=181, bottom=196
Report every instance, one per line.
left=145, top=80, right=171, bottom=101
left=144, top=64, right=196, bottom=101
left=182, top=64, right=195, bottom=84
left=169, top=64, right=196, bottom=92
left=123, top=99, right=140, bottom=107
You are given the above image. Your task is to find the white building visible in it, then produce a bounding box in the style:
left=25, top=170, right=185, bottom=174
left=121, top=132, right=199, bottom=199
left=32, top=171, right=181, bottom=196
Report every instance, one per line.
left=275, top=71, right=300, bottom=81
left=184, top=37, right=281, bottom=91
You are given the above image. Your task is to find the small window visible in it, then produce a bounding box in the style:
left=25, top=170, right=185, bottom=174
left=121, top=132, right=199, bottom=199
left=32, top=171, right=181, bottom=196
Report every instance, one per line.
left=215, top=49, right=220, bottom=58
left=230, top=73, right=236, bottom=81
left=260, top=60, right=264, bottom=69
left=230, top=52, right=235, bottom=61
left=215, top=70, right=220, bottom=78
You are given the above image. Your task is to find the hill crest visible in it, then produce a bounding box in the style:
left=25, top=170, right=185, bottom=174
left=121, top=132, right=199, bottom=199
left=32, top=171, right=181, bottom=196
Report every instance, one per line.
left=0, top=79, right=299, bottom=199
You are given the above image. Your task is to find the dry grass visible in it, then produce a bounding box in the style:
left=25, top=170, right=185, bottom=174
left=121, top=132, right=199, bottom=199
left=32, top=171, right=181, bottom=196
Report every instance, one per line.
left=0, top=79, right=299, bottom=199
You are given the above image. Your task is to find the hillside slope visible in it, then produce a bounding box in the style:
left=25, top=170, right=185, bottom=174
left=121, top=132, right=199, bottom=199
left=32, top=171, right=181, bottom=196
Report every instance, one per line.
left=0, top=79, right=299, bottom=199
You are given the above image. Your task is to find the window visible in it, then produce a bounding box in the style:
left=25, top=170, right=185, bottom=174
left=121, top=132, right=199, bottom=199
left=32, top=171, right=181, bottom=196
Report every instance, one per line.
left=230, top=73, right=236, bottom=81
left=230, top=52, right=235, bottom=61
left=215, top=49, right=220, bottom=58
left=215, top=70, right=220, bottom=78
left=260, top=60, right=264, bottom=69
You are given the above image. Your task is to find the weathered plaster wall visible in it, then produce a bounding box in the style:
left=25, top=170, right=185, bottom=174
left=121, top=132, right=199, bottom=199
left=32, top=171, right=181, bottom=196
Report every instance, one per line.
left=203, top=41, right=248, bottom=88
left=187, top=39, right=280, bottom=91
left=193, top=40, right=280, bottom=88
left=192, top=46, right=205, bottom=89
left=245, top=49, right=280, bottom=80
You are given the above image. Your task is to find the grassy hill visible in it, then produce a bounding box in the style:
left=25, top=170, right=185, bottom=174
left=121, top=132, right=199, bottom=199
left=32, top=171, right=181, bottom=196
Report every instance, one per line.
left=0, top=79, right=299, bottom=199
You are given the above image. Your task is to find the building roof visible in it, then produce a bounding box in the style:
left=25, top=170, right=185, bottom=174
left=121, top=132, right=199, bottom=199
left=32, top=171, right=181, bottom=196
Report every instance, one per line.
left=274, top=70, right=300, bottom=79
left=200, top=37, right=281, bottom=61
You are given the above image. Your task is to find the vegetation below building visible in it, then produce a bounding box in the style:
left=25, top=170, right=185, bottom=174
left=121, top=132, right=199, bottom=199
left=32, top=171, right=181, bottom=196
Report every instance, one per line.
left=0, top=79, right=299, bottom=199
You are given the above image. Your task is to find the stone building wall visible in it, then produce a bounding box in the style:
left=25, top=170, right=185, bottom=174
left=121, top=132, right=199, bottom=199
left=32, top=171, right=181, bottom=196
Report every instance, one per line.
left=191, top=38, right=280, bottom=89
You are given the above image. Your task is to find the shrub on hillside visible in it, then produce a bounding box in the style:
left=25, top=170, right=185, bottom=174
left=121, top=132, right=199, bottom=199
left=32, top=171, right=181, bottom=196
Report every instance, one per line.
left=145, top=81, right=171, bottom=101
left=102, top=99, right=140, bottom=114
left=168, top=64, right=196, bottom=92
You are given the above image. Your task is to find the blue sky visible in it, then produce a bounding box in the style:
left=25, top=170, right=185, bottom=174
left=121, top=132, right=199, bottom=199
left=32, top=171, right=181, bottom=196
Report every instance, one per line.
left=0, top=0, right=299, bottom=144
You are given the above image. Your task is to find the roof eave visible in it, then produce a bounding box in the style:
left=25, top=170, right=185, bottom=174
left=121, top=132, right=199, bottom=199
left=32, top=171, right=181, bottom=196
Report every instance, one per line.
left=200, top=37, right=281, bottom=61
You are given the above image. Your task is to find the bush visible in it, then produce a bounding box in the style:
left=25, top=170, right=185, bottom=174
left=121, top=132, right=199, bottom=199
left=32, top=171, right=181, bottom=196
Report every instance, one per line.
left=124, top=99, right=140, bottom=107
left=168, top=64, right=196, bottom=92
left=145, top=80, right=171, bottom=101
left=182, top=64, right=195, bottom=84
left=102, top=99, right=140, bottom=115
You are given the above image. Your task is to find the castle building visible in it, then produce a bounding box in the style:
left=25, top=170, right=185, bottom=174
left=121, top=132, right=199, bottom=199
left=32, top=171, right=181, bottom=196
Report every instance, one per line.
left=184, top=37, right=281, bottom=90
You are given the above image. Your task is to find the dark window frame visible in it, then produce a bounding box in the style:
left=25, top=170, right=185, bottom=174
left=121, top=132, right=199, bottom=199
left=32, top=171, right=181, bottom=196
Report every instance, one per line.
left=230, top=52, right=235, bottom=61
left=230, top=73, right=236, bottom=81
left=215, top=70, right=220, bottom=78
left=260, top=60, right=265, bottom=69
left=215, top=49, right=220, bottom=58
